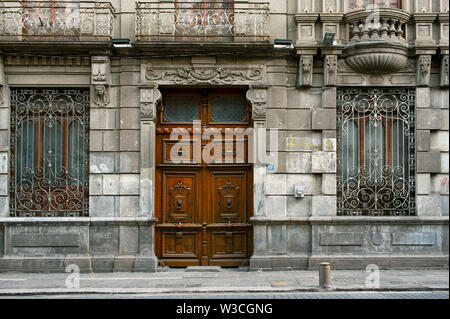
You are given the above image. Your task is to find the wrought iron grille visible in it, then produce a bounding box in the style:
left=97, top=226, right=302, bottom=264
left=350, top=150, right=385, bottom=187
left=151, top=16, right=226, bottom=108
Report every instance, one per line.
left=0, top=1, right=114, bottom=41
left=10, top=88, right=90, bottom=217
left=337, top=88, right=416, bottom=216
left=135, top=1, right=269, bottom=42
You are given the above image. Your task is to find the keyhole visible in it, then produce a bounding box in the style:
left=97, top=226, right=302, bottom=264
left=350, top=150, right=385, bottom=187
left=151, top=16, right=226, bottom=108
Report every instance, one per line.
left=176, top=200, right=183, bottom=210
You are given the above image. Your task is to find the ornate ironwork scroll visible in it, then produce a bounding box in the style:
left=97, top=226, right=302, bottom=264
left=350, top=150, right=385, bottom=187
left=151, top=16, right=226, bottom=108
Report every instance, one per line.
left=0, top=1, right=114, bottom=41
left=135, top=1, right=269, bottom=42
left=10, top=88, right=90, bottom=217
left=337, top=88, right=416, bottom=216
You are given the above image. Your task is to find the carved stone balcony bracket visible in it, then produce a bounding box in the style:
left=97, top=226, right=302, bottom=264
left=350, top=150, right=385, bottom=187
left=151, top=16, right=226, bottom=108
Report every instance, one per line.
left=91, top=56, right=111, bottom=107
left=246, top=85, right=268, bottom=121
left=441, top=55, right=449, bottom=87
left=324, top=55, right=338, bottom=87
left=297, top=55, right=313, bottom=87
left=417, top=55, right=432, bottom=87
left=139, top=84, right=162, bottom=122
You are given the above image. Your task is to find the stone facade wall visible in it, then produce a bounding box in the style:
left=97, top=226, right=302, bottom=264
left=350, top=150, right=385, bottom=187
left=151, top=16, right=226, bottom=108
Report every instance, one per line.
left=0, top=0, right=448, bottom=271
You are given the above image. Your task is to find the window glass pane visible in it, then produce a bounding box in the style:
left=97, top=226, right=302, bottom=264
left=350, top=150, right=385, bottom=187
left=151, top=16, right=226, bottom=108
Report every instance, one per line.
left=43, top=119, right=63, bottom=183
left=211, top=96, right=247, bottom=122
left=342, top=120, right=359, bottom=184
left=163, top=95, right=200, bottom=122
left=69, top=120, right=85, bottom=186
left=364, top=119, right=384, bottom=185
left=17, top=120, right=36, bottom=183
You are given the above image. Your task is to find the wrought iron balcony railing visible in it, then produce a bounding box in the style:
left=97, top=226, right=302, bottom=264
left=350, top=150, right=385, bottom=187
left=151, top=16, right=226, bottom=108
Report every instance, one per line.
left=0, top=1, right=114, bottom=42
left=135, top=2, right=269, bottom=43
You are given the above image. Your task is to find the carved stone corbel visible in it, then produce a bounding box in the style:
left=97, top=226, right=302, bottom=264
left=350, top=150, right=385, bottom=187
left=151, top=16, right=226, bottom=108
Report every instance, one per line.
left=417, top=55, right=432, bottom=87
left=324, top=55, right=338, bottom=87
left=91, top=56, right=111, bottom=107
left=139, top=84, right=162, bottom=122
left=441, top=55, right=449, bottom=87
left=246, top=85, right=268, bottom=121
left=297, top=55, right=313, bottom=87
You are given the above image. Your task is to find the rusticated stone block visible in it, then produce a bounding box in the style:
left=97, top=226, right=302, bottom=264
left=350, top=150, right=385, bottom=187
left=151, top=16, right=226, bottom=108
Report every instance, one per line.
left=90, top=153, right=116, bottom=174
left=286, top=109, right=311, bottom=130
left=417, top=109, right=441, bottom=130
left=0, top=153, right=7, bottom=174
left=89, top=226, right=119, bottom=255
left=0, top=197, right=8, bottom=217
left=312, top=109, right=336, bottom=130
left=89, top=196, right=115, bottom=217
left=417, top=195, right=442, bottom=216
left=417, top=174, right=431, bottom=195
left=311, top=151, right=336, bottom=173
left=416, top=130, right=431, bottom=151
left=311, top=195, right=336, bottom=216
left=417, top=152, right=442, bottom=173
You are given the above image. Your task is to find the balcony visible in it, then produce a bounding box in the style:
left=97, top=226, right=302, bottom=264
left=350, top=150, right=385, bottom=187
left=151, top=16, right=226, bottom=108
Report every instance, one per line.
left=342, top=8, right=411, bottom=73
left=135, top=2, right=269, bottom=44
left=0, top=1, right=114, bottom=43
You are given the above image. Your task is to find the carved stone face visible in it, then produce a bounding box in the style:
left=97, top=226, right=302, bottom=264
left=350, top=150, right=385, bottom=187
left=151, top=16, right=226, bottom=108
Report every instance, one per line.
left=95, top=85, right=105, bottom=95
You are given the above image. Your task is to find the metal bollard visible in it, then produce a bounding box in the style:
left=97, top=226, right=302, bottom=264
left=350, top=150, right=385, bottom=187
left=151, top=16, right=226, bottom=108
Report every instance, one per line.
left=319, top=262, right=331, bottom=289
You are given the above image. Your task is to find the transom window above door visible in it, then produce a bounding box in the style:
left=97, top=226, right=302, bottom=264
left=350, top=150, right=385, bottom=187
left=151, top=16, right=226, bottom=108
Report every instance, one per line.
left=159, top=88, right=250, bottom=125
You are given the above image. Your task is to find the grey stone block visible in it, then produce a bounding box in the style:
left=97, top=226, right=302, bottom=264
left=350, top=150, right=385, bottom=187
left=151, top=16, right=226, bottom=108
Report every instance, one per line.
left=89, top=175, right=103, bottom=196
left=22, top=257, right=65, bottom=273
left=114, top=255, right=135, bottom=272
left=286, top=110, right=310, bottom=130
left=64, top=257, right=92, bottom=273
left=287, top=196, right=311, bottom=216
left=417, top=109, right=441, bottom=130
left=416, top=130, right=431, bottom=151
left=120, top=196, right=140, bottom=217
left=11, top=234, right=80, bottom=247
left=134, top=256, right=158, bottom=272
left=417, top=195, right=442, bottom=216
left=287, top=225, right=310, bottom=253
left=417, top=152, right=442, bottom=173
left=311, top=151, right=336, bottom=173
left=416, top=87, right=431, bottom=108
left=0, top=153, right=7, bottom=174
left=312, top=109, right=336, bottom=130
left=430, top=131, right=449, bottom=152
left=120, top=130, right=140, bottom=151
left=120, top=86, right=139, bottom=107
left=138, top=225, right=156, bottom=256
left=268, top=225, right=287, bottom=253
left=89, top=226, right=119, bottom=255
left=441, top=196, right=449, bottom=216
left=120, top=108, right=140, bottom=129
left=322, top=174, right=336, bottom=194
left=249, top=257, right=272, bottom=271
left=0, top=131, right=8, bottom=152
left=0, top=175, right=6, bottom=195
left=0, top=226, right=3, bottom=257
left=89, top=196, right=115, bottom=217
left=417, top=174, right=431, bottom=195
left=91, top=256, right=115, bottom=272
left=322, top=87, right=336, bottom=108
left=320, top=233, right=364, bottom=246
left=311, top=196, right=336, bottom=216
left=119, top=152, right=140, bottom=173
left=90, top=131, right=103, bottom=152
left=90, top=153, right=116, bottom=174
left=322, top=130, right=336, bottom=151
left=0, top=197, right=8, bottom=217
left=103, top=174, right=120, bottom=195
left=119, top=226, right=139, bottom=254
left=267, top=109, right=286, bottom=129
left=286, top=153, right=312, bottom=173
left=0, top=109, right=8, bottom=129
left=119, top=174, right=140, bottom=195
left=90, top=109, right=117, bottom=130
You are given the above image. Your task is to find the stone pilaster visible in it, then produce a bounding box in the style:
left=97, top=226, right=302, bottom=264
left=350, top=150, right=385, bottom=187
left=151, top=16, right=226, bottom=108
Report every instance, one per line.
left=297, top=55, right=313, bottom=87
left=417, top=55, right=432, bottom=87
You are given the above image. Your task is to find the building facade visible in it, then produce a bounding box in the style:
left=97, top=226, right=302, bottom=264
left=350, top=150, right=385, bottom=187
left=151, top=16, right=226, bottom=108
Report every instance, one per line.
left=0, top=0, right=448, bottom=272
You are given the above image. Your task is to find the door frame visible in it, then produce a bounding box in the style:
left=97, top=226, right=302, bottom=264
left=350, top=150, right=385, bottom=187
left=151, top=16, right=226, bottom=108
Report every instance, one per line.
left=138, top=82, right=269, bottom=268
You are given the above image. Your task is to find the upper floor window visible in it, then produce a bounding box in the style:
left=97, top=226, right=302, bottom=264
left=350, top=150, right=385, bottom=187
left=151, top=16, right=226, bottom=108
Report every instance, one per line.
left=10, top=88, right=90, bottom=217
left=337, top=88, right=415, bottom=216
left=348, top=0, right=401, bottom=10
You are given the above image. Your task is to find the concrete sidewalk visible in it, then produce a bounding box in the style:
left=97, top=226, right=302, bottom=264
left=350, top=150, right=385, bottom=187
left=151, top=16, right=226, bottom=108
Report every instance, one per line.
left=0, top=268, right=448, bottom=296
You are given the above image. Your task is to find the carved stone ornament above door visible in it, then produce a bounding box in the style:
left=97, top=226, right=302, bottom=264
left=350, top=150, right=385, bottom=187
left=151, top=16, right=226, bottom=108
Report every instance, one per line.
left=143, top=64, right=266, bottom=86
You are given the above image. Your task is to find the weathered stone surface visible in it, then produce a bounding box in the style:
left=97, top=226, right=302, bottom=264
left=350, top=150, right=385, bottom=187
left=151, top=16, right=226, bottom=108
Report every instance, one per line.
left=103, top=174, right=120, bottom=195
left=442, top=153, right=449, bottom=173
left=268, top=86, right=287, bottom=107
left=416, top=87, right=431, bottom=108
left=102, top=131, right=120, bottom=151
left=286, top=174, right=321, bottom=195
left=90, top=109, right=117, bottom=130
left=416, top=130, right=431, bottom=152
left=0, top=153, right=7, bottom=174
left=312, top=109, right=336, bottom=130
left=266, top=196, right=286, bottom=216
left=311, top=151, right=336, bottom=173
left=119, top=174, right=140, bottom=195
left=119, top=226, right=139, bottom=254
left=0, top=175, right=6, bottom=195
left=266, top=174, right=287, bottom=194
left=119, top=152, right=140, bottom=173
left=430, top=131, right=449, bottom=152
left=322, top=87, right=336, bottom=108
left=284, top=131, right=321, bottom=151
left=89, top=226, right=119, bottom=255
left=120, top=108, right=140, bottom=129
left=311, top=196, right=336, bottom=216
left=322, top=131, right=336, bottom=152
left=320, top=233, right=364, bottom=246
left=286, top=153, right=311, bottom=173
left=287, top=225, right=310, bottom=253
left=286, top=110, right=310, bottom=129
left=417, top=152, right=442, bottom=173
left=89, top=196, right=115, bottom=217
left=0, top=109, right=8, bottom=129
left=322, top=174, right=336, bottom=194
left=417, top=109, right=441, bottom=130
left=120, top=130, right=140, bottom=151
left=119, top=196, right=140, bottom=217
left=0, top=197, right=8, bottom=217
left=90, top=153, right=116, bottom=174
left=268, top=225, right=287, bottom=253
left=431, top=174, right=449, bottom=194
left=90, top=131, right=103, bottom=151
left=417, top=195, right=442, bottom=216
left=441, top=196, right=449, bottom=216
left=267, top=109, right=286, bottom=129
left=391, top=232, right=435, bottom=246
left=120, top=86, right=139, bottom=107
left=441, top=109, right=449, bottom=130
left=0, top=131, right=8, bottom=151
left=417, top=174, right=431, bottom=195
left=287, top=195, right=311, bottom=216
left=89, top=175, right=103, bottom=196
left=11, top=234, right=80, bottom=247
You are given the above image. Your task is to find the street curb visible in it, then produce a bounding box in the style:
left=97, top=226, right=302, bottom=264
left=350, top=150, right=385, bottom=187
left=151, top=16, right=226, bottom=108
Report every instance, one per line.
left=0, top=286, right=448, bottom=296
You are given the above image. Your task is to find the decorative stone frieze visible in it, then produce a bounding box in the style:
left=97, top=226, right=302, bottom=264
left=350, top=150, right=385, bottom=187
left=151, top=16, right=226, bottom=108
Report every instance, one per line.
left=91, top=56, right=111, bottom=107
left=144, top=65, right=265, bottom=86
left=297, top=55, right=313, bottom=87
left=324, top=55, right=338, bottom=87
left=417, top=55, right=432, bottom=87
left=442, top=55, right=449, bottom=87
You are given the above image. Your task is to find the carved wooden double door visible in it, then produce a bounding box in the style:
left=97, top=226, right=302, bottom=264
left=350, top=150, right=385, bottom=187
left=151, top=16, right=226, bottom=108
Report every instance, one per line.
left=155, top=88, right=253, bottom=267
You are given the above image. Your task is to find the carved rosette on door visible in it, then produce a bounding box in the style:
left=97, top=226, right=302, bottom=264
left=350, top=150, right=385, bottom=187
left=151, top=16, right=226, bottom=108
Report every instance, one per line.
left=155, top=88, right=253, bottom=267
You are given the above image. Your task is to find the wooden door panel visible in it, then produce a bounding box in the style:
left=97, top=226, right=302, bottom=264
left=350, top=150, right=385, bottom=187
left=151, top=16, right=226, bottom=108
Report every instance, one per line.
left=163, top=139, right=195, bottom=164
left=162, top=171, right=199, bottom=224
left=210, top=171, right=247, bottom=224
left=210, top=231, right=247, bottom=258
left=162, top=232, right=199, bottom=258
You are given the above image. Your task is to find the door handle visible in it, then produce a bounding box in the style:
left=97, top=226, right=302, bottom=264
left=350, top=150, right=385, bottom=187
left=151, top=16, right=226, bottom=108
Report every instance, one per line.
left=226, top=199, right=233, bottom=209
left=176, top=200, right=183, bottom=210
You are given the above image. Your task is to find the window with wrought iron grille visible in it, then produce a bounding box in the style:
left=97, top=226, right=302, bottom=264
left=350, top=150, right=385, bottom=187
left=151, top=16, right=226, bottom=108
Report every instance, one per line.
left=10, top=88, right=90, bottom=217
left=337, top=88, right=416, bottom=216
